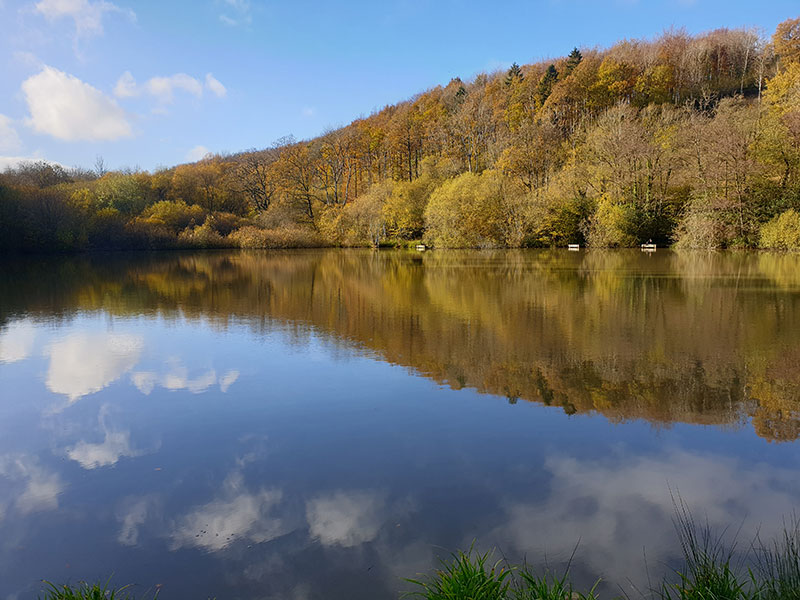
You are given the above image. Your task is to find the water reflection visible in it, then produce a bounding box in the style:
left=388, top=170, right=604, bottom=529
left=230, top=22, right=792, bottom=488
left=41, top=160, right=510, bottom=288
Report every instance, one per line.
left=117, top=495, right=159, bottom=546
left=4, top=249, right=799, bottom=440
left=66, top=405, right=149, bottom=469
left=46, top=332, right=143, bottom=405
left=0, top=319, right=36, bottom=363
left=0, top=454, right=64, bottom=517
left=170, top=469, right=288, bottom=552
left=132, top=361, right=239, bottom=396
left=307, top=490, right=388, bottom=548
left=0, top=249, right=800, bottom=599
left=494, top=448, right=800, bottom=589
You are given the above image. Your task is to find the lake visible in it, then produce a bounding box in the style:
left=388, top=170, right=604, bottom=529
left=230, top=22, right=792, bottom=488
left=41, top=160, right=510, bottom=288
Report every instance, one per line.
left=1, top=249, right=799, bottom=599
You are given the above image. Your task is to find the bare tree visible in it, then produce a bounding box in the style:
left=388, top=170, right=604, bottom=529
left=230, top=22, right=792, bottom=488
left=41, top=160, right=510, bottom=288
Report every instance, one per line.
left=94, top=155, right=108, bottom=178
left=232, top=147, right=280, bottom=212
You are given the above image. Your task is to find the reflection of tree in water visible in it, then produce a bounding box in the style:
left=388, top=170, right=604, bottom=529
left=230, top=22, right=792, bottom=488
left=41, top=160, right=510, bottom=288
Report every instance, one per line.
left=2, top=249, right=800, bottom=441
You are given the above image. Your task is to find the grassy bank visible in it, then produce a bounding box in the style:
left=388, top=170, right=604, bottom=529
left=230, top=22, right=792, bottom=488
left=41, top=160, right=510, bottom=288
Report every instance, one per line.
left=39, top=510, right=800, bottom=600
left=405, top=506, right=800, bottom=600
left=39, top=581, right=151, bottom=600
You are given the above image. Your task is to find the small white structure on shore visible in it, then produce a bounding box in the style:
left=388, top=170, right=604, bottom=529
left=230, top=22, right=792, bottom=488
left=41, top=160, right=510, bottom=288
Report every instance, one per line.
left=641, top=243, right=657, bottom=251
left=416, top=244, right=427, bottom=251
left=567, top=244, right=580, bottom=251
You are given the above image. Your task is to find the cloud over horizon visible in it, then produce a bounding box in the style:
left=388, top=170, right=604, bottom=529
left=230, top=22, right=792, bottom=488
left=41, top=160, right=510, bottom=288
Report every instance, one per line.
left=0, top=115, right=22, bottom=153
left=113, top=71, right=227, bottom=104
left=22, top=66, right=133, bottom=141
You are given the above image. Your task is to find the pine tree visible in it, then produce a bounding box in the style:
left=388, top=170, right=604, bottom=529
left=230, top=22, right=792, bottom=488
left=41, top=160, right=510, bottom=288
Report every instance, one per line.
left=536, top=64, right=559, bottom=107
left=565, top=47, right=583, bottom=75
left=505, top=62, right=523, bottom=86
left=455, top=85, right=467, bottom=104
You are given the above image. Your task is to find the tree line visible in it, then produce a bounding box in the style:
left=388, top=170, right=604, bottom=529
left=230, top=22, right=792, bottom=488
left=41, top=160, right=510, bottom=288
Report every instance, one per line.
left=2, top=18, right=800, bottom=252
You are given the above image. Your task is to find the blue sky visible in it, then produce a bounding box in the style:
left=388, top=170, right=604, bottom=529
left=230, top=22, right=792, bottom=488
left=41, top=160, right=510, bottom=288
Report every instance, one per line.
left=0, top=0, right=797, bottom=172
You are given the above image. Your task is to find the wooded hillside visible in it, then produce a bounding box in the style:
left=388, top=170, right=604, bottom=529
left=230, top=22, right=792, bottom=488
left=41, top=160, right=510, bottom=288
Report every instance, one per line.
left=2, top=18, right=800, bottom=251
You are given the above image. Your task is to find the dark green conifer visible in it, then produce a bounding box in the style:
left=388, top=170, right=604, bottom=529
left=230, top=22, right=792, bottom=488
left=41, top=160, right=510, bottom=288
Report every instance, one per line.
left=565, top=47, right=583, bottom=75
left=536, top=64, right=559, bottom=106
left=505, top=62, right=523, bottom=86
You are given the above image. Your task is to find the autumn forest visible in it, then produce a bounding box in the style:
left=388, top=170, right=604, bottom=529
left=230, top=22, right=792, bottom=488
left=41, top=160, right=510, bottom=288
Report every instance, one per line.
left=2, top=17, right=800, bottom=252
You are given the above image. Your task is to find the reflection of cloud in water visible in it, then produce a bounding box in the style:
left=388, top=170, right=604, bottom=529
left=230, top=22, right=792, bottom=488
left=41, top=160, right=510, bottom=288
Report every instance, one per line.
left=46, top=332, right=143, bottom=402
left=0, top=320, right=36, bottom=364
left=66, top=406, right=148, bottom=469
left=0, top=454, right=64, bottom=518
left=306, top=490, right=385, bottom=548
left=226, top=488, right=417, bottom=598
left=493, top=449, right=800, bottom=589
left=132, top=359, right=239, bottom=395
left=219, top=370, right=239, bottom=392
left=130, top=371, right=157, bottom=395
left=171, top=471, right=287, bottom=552
left=117, top=495, right=160, bottom=546
left=163, top=366, right=216, bottom=393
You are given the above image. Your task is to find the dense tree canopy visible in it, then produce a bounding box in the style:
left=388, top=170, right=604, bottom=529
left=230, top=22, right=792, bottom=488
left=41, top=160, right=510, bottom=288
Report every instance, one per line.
left=3, top=19, right=800, bottom=251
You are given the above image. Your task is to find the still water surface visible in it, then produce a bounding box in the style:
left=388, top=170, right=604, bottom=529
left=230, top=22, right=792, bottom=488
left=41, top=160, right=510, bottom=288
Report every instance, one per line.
left=1, top=249, right=800, bottom=599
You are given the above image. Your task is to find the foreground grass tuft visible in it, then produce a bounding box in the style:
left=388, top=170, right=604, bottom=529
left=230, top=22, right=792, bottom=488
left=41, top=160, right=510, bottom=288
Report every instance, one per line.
left=755, top=515, right=800, bottom=600
left=405, top=546, right=599, bottom=600
left=405, top=546, right=512, bottom=600
left=512, top=566, right=600, bottom=600
left=39, top=580, right=135, bottom=600
left=660, top=499, right=754, bottom=600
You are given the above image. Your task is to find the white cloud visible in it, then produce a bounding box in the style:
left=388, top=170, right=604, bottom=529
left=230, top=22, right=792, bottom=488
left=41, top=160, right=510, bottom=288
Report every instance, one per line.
left=34, top=0, right=133, bottom=39
left=113, top=70, right=137, bottom=98
left=0, top=320, right=36, bottom=363
left=306, top=490, right=385, bottom=547
left=301, top=107, right=315, bottom=118
left=223, top=0, right=250, bottom=9
left=0, top=454, right=64, bottom=518
left=205, top=73, right=227, bottom=98
left=0, top=156, right=32, bottom=170
left=0, top=156, right=63, bottom=171
left=22, top=66, right=132, bottom=141
left=12, top=51, right=42, bottom=68
left=185, top=145, right=210, bottom=162
left=171, top=470, right=288, bottom=551
left=46, top=331, right=143, bottom=403
left=0, top=115, right=22, bottom=153
left=218, top=0, right=251, bottom=26
left=113, top=71, right=227, bottom=105
left=145, top=73, right=203, bottom=104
